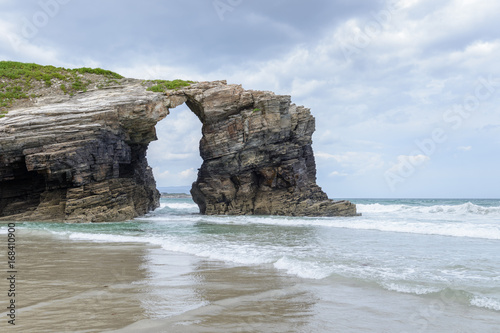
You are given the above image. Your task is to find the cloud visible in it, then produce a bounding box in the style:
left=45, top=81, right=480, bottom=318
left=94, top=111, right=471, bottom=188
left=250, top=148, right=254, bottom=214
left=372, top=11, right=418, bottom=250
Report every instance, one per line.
left=179, top=168, right=197, bottom=179
left=329, top=171, right=348, bottom=177
left=152, top=167, right=198, bottom=187
left=152, top=168, right=170, bottom=180
left=2, top=0, right=500, bottom=197
left=386, top=154, right=431, bottom=175
left=147, top=108, right=202, bottom=163
left=146, top=107, right=203, bottom=187
left=458, top=146, right=472, bottom=151
left=115, top=63, right=206, bottom=82
left=316, top=151, right=385, bottom=175
left=0, top=19, right=61, bottom=64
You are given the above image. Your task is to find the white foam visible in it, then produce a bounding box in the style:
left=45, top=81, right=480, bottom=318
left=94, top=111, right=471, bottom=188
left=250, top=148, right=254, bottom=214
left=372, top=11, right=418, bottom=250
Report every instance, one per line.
left=273, top=256, right=332, bottom=279
left=163, top=202, right=198, bottom=210
left=470, top=296, right=500, bottom=311
left=357, top=202, right=500, bottom=216
left=58, top=231, right=146, bottom=243
left=155, top=202, right=198, bottom=212
left=50, top=229, right=276, bottom=266
left=382, top=283, right=442, bottom=295
left=138, top=215, right=204, bottom=223
left=356, top=203, right=406, bottom=213
left=50, top=227, right=413, bottom=281
left=178, top=214, right=500, bottom=240
left=157, top=239, right=275, bottom=265
left=314, top=220, right=500, bottom=240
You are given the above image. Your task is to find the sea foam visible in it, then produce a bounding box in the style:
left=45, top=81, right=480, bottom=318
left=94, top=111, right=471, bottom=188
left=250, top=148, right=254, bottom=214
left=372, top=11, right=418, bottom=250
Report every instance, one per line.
left=471, top=296, right=500, bottom=311
left=357, top=202, right=500, bottom=216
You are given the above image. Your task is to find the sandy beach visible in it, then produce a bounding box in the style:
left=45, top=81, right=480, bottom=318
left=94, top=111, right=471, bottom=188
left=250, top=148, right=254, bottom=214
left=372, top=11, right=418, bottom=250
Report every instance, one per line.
left=2, top=224, right=499, bottom=333
left=1, top=229, right=316, bottom=332
left=1, top=229, right=150, bottom=332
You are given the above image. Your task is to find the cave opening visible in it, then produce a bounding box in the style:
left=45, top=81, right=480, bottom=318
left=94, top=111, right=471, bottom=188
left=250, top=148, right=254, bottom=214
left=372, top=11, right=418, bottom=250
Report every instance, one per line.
left=147, top=104, right=203, bottom=195
left=0, top=158, right=46, bottom=217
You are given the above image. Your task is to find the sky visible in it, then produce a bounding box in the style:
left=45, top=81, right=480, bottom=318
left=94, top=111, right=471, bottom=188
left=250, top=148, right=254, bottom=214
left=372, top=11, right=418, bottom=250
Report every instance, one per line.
left=1, top=0, right=499, bottom=198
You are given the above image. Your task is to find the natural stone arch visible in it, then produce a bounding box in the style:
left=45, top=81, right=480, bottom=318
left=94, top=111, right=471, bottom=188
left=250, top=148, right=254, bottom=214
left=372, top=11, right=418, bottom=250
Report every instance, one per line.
left=0, top=80, right=358, bottom=222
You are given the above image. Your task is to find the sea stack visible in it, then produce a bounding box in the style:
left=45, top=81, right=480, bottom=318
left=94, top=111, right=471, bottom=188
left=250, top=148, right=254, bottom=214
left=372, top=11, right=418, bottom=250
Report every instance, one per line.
left=165, top=81, right=358, bottom=216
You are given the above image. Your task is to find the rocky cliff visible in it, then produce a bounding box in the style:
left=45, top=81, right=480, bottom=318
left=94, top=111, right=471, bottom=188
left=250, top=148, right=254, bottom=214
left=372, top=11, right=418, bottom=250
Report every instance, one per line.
left=164, top=81, right=358, bottom=216
left=0, top=79, right=358, bottom=222
left=0, top=81, right=165, bottom=222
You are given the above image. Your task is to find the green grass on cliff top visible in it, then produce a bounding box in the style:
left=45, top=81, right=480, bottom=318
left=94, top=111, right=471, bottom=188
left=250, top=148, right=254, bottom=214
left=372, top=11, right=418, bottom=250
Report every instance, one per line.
left=0, top=61, right=123, bottom=116
left=0, top=61, right=196, bottom=118
left=146, top=79, right=196, bottom=92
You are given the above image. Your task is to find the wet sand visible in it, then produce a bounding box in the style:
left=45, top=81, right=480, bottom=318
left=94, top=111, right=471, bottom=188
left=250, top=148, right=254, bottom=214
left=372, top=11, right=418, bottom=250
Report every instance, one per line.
left=111, top=247, right=317, bottom=333
left=1, top=229, right=499, bottom=333
left=1, top=229, right=151, bottom=332
left=0, top=230, right=314, bottom=333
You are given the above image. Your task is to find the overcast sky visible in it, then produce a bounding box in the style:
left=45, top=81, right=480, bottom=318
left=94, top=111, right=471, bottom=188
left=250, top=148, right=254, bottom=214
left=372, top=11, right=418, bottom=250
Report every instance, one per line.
left=1, top=0, right=499, bottom=198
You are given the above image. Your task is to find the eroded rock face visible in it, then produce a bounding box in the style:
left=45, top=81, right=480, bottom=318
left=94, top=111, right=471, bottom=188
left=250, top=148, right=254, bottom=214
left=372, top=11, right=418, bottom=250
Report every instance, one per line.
left=166, top=81, right=358, bottom=216
left=0, top=80, right=358, bottom=222
left=0, top=83, right=165, bottom=222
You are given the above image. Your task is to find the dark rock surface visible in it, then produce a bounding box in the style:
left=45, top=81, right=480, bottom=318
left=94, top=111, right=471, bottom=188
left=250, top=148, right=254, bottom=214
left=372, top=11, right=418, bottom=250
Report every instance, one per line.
left=164, top=81, right=358, bottom=216
left=0, top=83, right=163, bottom=222
left=0, top=80, right=358, bottom=222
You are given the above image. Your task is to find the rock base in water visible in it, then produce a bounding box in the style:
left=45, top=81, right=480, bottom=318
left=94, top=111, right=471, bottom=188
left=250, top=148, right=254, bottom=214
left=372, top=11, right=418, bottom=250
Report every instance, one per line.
left=164, top=81, right=358, bottom=216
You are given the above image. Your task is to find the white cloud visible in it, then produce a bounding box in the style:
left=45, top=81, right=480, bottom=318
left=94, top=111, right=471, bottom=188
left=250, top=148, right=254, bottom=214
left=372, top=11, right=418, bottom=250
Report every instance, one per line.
left=147, top=108, right=202, bottom=162
left=179, top=168, right=196, bottom=179
left=291, top=78, right=326, bottom=98
left=152, top=167, right=171, bottom=181
left=329, top=171, right=348, bottom=177
left=316, top=151, right=385, bottom=175
left=149, top=152, right=195, bottom=161
left=386, top=154, right=430, bottom=175
left=458, top=146, right=472, bottom=151
left=115, top=63, right=207, bottom=82
left=0, top=19, right=61, bottom=64
left=152, top=167, right=198, bottom=187
left=147, top=107, right=203, bottom=187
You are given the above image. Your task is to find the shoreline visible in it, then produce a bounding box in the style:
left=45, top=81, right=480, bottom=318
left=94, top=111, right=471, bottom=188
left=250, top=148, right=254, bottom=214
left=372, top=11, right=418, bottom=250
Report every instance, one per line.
left=160, top=193, right=192, bottom=199
left=1, top=225, right=499, bottom=332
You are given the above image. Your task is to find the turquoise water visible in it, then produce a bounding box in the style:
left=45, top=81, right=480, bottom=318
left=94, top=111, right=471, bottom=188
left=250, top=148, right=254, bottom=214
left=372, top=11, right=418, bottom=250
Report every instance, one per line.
left=4, top=198, right=500, bottom=330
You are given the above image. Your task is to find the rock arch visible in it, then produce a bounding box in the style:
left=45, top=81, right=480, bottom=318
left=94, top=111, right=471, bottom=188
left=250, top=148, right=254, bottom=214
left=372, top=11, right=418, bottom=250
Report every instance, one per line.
left=0, top=80, right=358, bottom=222
left=164, top=81, right=357, bottom=216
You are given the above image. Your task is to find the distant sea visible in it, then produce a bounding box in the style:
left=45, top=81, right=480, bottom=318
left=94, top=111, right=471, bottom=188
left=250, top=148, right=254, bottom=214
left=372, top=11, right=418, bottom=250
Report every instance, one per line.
left=157, top=186, right=191, bottom=194
left=4, top=198, right=499, bottom=332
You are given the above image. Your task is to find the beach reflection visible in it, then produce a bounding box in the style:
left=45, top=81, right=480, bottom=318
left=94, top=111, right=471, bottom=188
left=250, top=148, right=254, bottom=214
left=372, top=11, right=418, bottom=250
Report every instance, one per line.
left=5, top=230, right=150, bottom=333
left=189, top=260, right=316, bottom=332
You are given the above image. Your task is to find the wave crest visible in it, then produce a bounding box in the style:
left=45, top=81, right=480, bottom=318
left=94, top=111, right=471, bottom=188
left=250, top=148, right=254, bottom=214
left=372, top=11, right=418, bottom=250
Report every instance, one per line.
left=357, top=202, right=500, bottom=215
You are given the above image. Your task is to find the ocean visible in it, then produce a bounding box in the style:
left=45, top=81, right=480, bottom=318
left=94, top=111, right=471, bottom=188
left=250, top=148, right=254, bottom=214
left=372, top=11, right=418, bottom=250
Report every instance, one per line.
left=3, top=198, right=500, bottom=332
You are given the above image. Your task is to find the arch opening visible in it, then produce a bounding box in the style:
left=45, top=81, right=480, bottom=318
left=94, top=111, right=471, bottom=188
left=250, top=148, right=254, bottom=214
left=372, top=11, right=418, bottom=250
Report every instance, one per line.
left=147, top=104, right=202, bottom=195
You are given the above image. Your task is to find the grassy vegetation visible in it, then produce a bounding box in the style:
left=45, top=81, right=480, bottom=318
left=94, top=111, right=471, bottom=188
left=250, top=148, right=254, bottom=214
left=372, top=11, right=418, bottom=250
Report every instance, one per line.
left=0, top=61, right=124, bottom=116
left=0, top=61, right=196, bottom=118
left=146, top=79, right=195, bottom=92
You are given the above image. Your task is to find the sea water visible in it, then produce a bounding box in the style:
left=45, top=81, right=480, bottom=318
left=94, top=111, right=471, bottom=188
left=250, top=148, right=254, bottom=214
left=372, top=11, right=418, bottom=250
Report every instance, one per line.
left=4, top=198, right=500, bottom=331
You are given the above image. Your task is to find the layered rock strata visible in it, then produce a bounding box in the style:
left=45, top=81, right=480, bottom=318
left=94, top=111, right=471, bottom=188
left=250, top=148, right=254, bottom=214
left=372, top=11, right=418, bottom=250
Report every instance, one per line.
left=0, top=83, right=164, bottom=222
left=0, top=80, right=358, bottom=222
left=164, top=81, right=358, bottom=216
